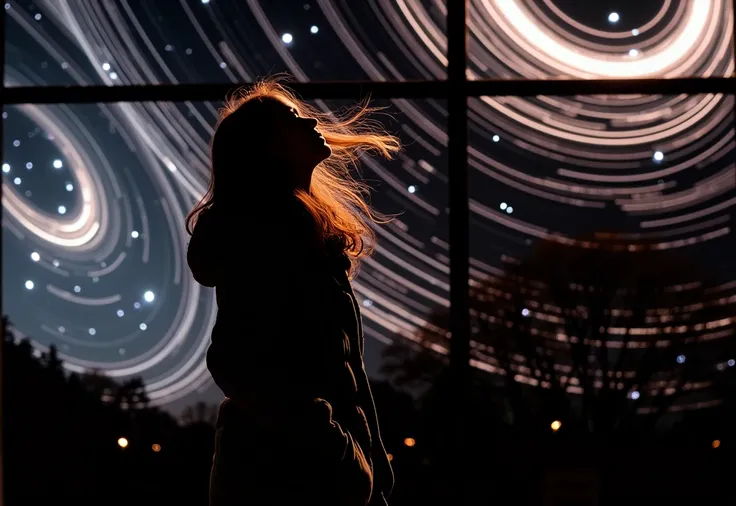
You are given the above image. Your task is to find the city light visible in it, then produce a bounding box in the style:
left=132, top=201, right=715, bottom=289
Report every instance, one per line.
left=404, top=437, right=416, bottom=447
left=152, top=443, right=161, bottom=452
left=551, top=420, right=562, bottom=432
left=712, top=439, right=721, bottom=449
left=117, top=437, right=129, bottom=448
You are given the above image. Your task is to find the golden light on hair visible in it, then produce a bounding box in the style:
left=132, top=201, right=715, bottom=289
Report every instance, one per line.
left=186, top=75, right=401, bottom=278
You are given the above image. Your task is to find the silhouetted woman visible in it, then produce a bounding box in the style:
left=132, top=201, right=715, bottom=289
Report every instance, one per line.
left=186, top=77, right=400, bottom=506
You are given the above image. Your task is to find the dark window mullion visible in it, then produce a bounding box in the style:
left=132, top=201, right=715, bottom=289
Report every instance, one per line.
left=3, top=77, right=735, bottom=105
left=447, top=1, right=470, bottom=504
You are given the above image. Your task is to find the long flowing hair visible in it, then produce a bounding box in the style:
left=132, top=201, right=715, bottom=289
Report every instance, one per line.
left=185, top=76, right=401, bottom=277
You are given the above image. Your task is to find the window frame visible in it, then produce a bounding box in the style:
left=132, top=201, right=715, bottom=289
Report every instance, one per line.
left=1, top=3, right=734, bottom=500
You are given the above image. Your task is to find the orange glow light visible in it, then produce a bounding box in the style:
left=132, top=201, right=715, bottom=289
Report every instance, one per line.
left=152, top=443, right=161, bottom=452
left=712, top=439, right=721, bottom=449
left=387, top=453, right=394, bottom=461
left=551, top=420, right=562, bottom=432
left=117, top=437, right=129, bottom=448
left=404, top=437, right=416, bottom=447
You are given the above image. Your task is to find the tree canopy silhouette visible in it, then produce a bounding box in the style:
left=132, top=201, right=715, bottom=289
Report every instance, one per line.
left=383, top=235, right=734, bottom=445
left=1, top=316, right=217, bottom=505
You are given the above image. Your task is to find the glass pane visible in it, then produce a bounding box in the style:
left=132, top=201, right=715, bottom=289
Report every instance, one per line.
left=2, top=97, right=448, bottom=502
left=4, top=0, right=447, bottom=87
left=469, top=1, right=734, bottom=79
left=466, top=94, right=734, bottom=501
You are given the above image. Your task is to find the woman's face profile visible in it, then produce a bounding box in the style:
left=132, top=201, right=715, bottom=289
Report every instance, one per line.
left=256, top=99, right=332, bottom=189
left=213, top=97, right=332, bottom=201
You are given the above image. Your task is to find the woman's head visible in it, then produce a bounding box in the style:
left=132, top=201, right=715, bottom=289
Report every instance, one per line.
left=186, top=76, right=401, bottom=276
left=211, top=96, right=332, bottom=198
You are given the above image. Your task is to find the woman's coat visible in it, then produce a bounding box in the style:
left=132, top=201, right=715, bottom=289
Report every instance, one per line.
left=188, top=201, right=394, bottom=505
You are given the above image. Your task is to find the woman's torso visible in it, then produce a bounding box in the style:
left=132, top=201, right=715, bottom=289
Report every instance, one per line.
left=193, top=202, right=391, bottom=502
left=208, top=241, right=372, bottom=450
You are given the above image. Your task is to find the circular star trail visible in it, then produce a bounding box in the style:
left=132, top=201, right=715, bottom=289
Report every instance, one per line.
left=3, top=0, right=735, bottom=408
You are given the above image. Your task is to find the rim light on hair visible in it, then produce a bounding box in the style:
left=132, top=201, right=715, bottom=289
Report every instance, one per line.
left=185, top=76, right=401, bottom=278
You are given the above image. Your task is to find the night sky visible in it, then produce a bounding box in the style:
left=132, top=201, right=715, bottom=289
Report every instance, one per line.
left=3, top=0, right=735, bottom=414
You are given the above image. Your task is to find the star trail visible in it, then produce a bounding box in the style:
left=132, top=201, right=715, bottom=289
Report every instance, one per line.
left=3, top=0, right=735, bottom=409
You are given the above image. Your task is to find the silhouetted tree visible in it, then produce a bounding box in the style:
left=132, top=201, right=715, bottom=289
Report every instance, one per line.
left=181, top=400, right=218, bottom=426
left=383, top=235, right=732, bottom=445
left=77, top=368, right=150, bottom=411
left=117, top=377, right=151, bottom=410
left=80, top=368, right=120, bottom=400
left=2, top=317, right=213, bottom=505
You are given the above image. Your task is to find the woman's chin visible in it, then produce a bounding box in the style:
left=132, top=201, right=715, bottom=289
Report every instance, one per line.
left=318, top=143, right=332, bottom=160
